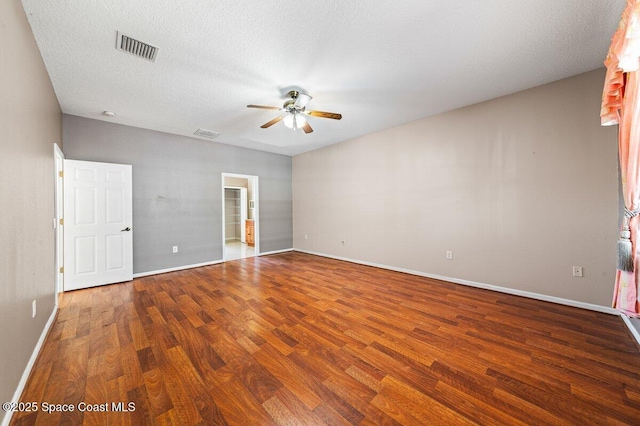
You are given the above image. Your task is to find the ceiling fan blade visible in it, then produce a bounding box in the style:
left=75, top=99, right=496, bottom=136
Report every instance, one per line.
left=260, top=115, right=285, bottom=128
left=294, top=93, right=312, bottom=108
left=302, top=122, right=313, bottom=134
left=247, top=104, right=281, bottom=110
left=307, top=110, right=342, bottom=120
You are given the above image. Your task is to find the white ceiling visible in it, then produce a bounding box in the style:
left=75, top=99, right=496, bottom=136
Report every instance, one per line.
left=21, top=0, right=624, bottom=156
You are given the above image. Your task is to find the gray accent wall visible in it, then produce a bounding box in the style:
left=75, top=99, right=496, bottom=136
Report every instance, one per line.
left=0, top=0, right=62, bottom=416
left=63, top=115, right=292, bottom=274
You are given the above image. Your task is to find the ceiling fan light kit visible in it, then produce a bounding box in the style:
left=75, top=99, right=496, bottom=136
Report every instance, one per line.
left=283, top=113, right=307, bottom=130
left=248, top=90, right=342, bottom=134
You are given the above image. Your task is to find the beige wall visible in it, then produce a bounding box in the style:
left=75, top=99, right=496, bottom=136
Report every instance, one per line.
left=0, top=0, right=61, bottom=412
left=293, top=69, right=618, bottom=307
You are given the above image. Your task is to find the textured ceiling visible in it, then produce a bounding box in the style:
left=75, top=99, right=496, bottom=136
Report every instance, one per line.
left=21, top=0, right=624, bottom=156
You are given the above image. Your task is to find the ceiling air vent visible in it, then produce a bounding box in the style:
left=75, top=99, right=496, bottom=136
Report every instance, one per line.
left=116, top=32, right=158, bottom=62
left=194, top=128, right=221, bottom=140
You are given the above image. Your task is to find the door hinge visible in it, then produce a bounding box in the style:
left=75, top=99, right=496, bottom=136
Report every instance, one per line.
left=59, top=171, right=63, bottom=178
left=59, top=218, right=64, bottom=225
left=59, top=267, right=64, bottom=273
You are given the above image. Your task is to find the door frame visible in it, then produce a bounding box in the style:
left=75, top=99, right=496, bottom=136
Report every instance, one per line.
left=54, top=143, right=64, bottom=298
left=221, top=173, right=259, bottom=260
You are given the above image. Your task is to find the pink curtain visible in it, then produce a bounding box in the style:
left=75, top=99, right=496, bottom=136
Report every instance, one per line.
left=602, top=0, right=640, bottom=316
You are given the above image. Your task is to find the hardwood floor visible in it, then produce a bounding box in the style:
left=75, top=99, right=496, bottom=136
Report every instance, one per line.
left=11, top=252, right=640, bottom=425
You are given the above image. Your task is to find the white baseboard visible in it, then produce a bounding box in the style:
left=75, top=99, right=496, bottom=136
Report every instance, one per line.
left=133, top=259, right=224, bottom=278
left=620, top=314, right=640, bottom=346
left=294, top=249, right=618, bottom=316
left=132, top=248, right=294, bottom=279
left=259, top=248, right=293, bottom=256
left=2, top=305, right=58, bottom=426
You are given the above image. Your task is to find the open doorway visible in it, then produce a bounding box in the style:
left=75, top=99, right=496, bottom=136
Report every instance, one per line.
left=222, top=173, right=259, bottom=261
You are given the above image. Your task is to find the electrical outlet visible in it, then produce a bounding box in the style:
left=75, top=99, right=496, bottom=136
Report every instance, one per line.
left=572, top=266, right=583, bottom=277
left=446, top=251, right=453, bottom=260
left=172, top=246, right=178, bottom=253
left=32, top=300, right=36, bottom=318
left=304, top=234, right=308, bottom=240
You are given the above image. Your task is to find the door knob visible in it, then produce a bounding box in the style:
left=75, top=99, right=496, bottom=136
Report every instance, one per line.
left=121, top=227, right=131, bottom=232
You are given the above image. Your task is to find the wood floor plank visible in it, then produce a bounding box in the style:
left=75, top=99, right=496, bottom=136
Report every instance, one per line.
left=270, top=387, right=329, bottom=425
left=11, top=252, right=640, bottom=425
left=253, top=343, right=323, bottom=410
left=142, top=368, right=174, bottom=418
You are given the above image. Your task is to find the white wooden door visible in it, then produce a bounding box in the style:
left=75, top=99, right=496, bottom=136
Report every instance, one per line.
left=64, top=160, right=133, bottom=291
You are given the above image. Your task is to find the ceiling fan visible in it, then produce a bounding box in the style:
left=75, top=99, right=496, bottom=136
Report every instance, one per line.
left=247, top=90, right=342, bottom=134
